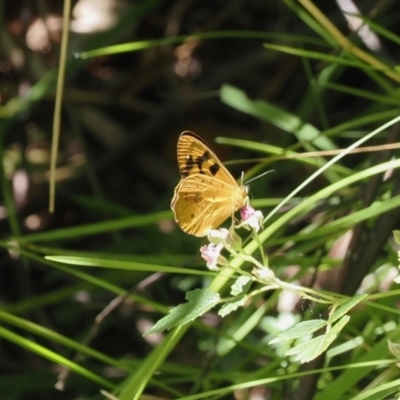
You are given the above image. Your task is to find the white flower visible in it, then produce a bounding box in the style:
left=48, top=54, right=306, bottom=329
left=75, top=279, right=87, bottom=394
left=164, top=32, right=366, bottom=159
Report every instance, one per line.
left=200, top=243, right=227, bottom=271
left=207, top=228, right=230, bottom=244
left=252, top=266, right=275, bottom=283
left=240, top=205, right=263, bottom=232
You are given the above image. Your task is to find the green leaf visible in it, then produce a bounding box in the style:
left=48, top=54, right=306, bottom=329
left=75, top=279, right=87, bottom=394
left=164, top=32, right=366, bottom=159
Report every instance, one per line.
left=388, top=340, right=400, bottom=359
left=144, top=289, right=220, bottom=335
left=230, top=276, right=252, bottom=296
left=286, top=334, right=325, bottom=363
left=393, top=230, right=400, bottom=245
left=218, top=296, right=247, bottom=318
left=286, top=316, right=349, bottom=363
left=220, top=84, right=334, bottom=151
left=269, top=319, right=327, bottom=344
left=21, top=211, right=172, bottom=242
left=330, top=294, right=367, bottom=324
left=45, top=255, right=209, bottom=276
left=263, top=43, right=378, bottom=70
left=322, top=81, right=400, bottom=106
left=326, top=315, right=350, bottom=341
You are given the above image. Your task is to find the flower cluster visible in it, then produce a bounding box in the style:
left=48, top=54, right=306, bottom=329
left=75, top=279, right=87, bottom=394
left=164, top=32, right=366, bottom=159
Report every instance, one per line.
left=200, top=205, right=264, bottom=271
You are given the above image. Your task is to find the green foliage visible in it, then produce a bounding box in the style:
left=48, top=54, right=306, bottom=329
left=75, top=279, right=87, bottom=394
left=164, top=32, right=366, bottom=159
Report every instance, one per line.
left=2, top=1, right=400, bottom=399
left=144, top=289, right=220, bottom=335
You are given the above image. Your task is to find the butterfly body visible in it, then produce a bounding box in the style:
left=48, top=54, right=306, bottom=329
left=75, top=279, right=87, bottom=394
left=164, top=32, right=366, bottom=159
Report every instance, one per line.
left=171, top=131, right=248, bottom=237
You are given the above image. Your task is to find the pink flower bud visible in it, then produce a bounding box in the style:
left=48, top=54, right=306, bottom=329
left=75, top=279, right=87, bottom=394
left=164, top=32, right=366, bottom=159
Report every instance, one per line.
left=240, top=205, right=263, bottom=232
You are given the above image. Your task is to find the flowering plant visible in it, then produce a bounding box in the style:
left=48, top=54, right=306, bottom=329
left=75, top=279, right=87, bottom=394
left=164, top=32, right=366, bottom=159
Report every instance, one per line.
left=145, top=205, right=367, bottom=363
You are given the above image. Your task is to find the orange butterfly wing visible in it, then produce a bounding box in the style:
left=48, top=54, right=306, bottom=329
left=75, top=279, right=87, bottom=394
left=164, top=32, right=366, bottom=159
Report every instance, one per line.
left=171, top=131, right=248, bottom=237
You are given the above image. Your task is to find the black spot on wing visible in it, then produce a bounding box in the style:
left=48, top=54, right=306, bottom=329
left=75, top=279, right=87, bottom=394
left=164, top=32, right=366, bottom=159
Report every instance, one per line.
left=195, top=151, right=211, bottom=172
left=209, top=163, right=220, bottom=176
left=181, top=155, right=194, bottom=177
left=182, top=151, right=212, bottom=177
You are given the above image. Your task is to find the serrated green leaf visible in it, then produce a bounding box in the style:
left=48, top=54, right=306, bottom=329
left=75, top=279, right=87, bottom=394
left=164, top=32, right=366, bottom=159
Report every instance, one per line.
left=269, top=319, right=327, bottom=344
left=286, top=335, right=325, bottom=362
left=326, top=315, right=350, bottom=340
left=330, top=294, right=367, bottom=324
left=285, top=316, right=350, bottom=363
left=230, top=276, right=252, bottom=296
left=144, top=289, right=220, bottom=335
left=218, top=296, right=247, bottom=318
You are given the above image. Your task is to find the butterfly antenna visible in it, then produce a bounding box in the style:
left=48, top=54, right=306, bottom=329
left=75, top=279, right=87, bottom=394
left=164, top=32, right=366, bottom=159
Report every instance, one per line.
left=244, top=170, right=274, bottom=185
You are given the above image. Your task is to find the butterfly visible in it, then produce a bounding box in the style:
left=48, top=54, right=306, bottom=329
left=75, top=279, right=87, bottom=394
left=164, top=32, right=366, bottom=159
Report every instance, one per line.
left=171, top=131, right=249, bottom=236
